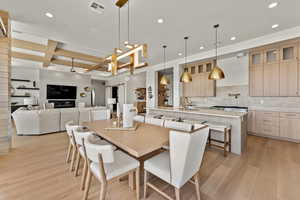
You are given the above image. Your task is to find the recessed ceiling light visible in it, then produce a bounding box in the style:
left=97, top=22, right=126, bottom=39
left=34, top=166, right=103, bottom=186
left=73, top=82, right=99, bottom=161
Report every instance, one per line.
left=178, top=53, right=182, bottom=56
left=272, top=24, right=279, bottom=29
left=45, top=12, right=54, bottom=18
left=268, top=2, right=278, bottom=8
left=199, top=46, right=205, bottom=50
left=157, top=18, right=164, bottom=24
left=230, top=36, right=236, bottom=41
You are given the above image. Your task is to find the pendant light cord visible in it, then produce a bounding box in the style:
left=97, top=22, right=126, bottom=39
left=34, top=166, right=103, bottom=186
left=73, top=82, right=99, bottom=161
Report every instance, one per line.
left=184, top=37, right=188, bottom=70
left=118, top=8, right=121, bottom=48
left=163, top=45, right=166, bottom=72
left=127, top=0, right=130, bottom=43
left=214, top=24, right=219, bottom=66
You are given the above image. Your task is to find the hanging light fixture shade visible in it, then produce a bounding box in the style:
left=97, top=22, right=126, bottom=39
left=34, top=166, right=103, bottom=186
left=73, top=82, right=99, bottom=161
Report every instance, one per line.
left=208, top=24, right=225, bottom=80
left=180, top=36, right=192, bottom=83
left=160, top=45, right=170, bottom=85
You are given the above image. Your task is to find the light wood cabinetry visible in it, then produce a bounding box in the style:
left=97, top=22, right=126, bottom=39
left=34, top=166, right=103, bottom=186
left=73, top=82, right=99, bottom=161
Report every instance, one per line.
left=263, top=46, right=280, bottom=96
left=279, top=112, right=300, bottom=140
left=182, top=61, right=216, bottom=97
left=248, top=110, right=300, bottom=142
left=249, top=51, right=264, bottom=96
left=249, top=38, right=300, bottom=97
left=279, top=42, right=298, bottom=96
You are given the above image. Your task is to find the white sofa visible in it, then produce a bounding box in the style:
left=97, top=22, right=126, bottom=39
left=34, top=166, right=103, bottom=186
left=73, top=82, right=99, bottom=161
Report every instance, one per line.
left=12, top=107, right=110, bottom=136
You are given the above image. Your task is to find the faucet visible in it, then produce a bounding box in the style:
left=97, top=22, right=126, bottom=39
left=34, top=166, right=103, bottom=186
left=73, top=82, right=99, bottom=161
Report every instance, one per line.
left=228, top=93, right=240, bottom=99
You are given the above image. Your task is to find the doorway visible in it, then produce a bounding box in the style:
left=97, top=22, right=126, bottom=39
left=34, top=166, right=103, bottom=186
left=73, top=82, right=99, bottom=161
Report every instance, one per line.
left=112, top=86, right=118, bottom=112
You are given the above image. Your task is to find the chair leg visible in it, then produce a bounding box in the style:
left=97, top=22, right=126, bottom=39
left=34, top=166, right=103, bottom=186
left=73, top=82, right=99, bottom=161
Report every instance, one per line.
left=175, top=188, right=180, bottom=200
left=66, top=142, right=72, bottom=163
left=99, top=181, right=108, bottom=200
left=75, top=153, right=81, bottom=176
left=194, top=173, right=201, bottom=200
left=83, top=170, right=92, bottom=200
left=70, top=147, right=77, bottom=172
left=81, top=159, right=87, bottom=190
left=143, top=170, right=148, bottom=199
left=135, top=168, right=140, bottom=200
left=129, top=171, right=135, bottom=190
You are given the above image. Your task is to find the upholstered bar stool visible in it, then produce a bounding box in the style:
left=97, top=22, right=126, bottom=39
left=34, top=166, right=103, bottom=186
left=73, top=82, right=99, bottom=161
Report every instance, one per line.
left=204, top=122, right=232, bottom=157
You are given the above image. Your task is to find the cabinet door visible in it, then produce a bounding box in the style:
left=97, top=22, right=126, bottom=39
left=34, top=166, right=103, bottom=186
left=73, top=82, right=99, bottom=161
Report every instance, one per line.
left=279, top=42, right=298, bottom=96
left=255, top=111, right=279, bottom=136
left=249, top=51, right=264, bottom=96
left=280, top=118, right=300, bottom=140
left=263, top=47, right=280, bottom=96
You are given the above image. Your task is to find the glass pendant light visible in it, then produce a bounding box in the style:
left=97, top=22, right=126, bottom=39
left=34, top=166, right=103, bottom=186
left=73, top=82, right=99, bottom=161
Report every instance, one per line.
left=160, top=45, right=169, bottom=85
left=208, top=24, right=225, bottom=80
left=180, top=36, right=192, bottom=83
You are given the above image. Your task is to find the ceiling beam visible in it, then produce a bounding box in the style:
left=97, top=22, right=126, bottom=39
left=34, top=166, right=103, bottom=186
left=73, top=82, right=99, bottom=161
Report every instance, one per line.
left=11, top=38, right=105, bottom=64
left=11, top=51, right=107, bottom=70
left=116, top=0, right=128, bottom=8
left=43, top=40, right=58, bottom=67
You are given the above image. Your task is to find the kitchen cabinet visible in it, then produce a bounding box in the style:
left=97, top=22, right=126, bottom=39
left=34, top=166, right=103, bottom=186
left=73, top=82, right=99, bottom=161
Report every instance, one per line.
left=279, top=112, right=300, bottom=140
left=255, top=111, right=279, bottom=137
left=279, top=41, right=298, bottom=96
left=263, top=46, right=280, bottom=96
left=249, top=51, right=264, bottom=96
left=182, top=61, right=216, bottom=97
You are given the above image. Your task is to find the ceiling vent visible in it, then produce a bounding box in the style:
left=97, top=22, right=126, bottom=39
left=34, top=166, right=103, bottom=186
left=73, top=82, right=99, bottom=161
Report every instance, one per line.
left=89, top=1, right=105, bottom=14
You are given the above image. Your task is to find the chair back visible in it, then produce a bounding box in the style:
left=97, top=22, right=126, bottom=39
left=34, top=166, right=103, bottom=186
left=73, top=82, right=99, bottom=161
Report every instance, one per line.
left=83, top=139, right=115, bottom=164
left=65, top=121, right=81, bottom=136
left=145, top=116, right=164, bottom=127
left=73, top=129, right=92, bottom=146
left=164, top=120, right=193, bottom=132
left=133, top=115, right=145, bottom=123
left=169, top=126, right=209, bottom=188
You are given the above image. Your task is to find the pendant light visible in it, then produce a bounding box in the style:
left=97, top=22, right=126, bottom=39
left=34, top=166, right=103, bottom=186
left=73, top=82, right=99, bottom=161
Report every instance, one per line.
left=70, top=58, right=76, bottom=73
left=160, top=45, right=169, bottom=85
left=208, top=24, right=225, bottom=80
left=180, top=36, right=192, bottom=83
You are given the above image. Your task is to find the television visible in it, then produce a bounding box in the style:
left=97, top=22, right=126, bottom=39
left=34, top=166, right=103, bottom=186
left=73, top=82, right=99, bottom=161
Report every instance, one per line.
left=47, top=85, right=77, bottom=99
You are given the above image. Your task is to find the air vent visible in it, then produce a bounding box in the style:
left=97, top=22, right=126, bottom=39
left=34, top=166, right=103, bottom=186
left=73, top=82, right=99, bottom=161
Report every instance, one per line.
left=89, top=1, right=104, bottom=14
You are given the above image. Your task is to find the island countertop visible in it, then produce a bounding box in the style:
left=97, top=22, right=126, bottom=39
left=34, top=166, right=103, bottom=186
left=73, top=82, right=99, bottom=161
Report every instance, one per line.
left=147, top=106, right=247, bottom=118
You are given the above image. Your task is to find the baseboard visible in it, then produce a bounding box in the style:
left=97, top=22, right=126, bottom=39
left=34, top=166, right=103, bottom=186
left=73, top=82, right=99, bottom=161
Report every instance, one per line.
left=248, top=132, right=300, bottom=143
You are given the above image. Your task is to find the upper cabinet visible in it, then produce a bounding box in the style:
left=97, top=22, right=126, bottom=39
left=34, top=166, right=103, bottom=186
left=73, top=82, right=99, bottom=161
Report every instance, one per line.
left=249, top=38, right=300, bottom=97
left=182, top=60, right=216, bottom=97
left=249, top=50, right=264, bottom=96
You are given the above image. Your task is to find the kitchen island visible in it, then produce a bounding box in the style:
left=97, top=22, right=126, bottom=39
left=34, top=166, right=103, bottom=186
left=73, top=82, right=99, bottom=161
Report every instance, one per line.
left=147, top=107, right=248, bottom=155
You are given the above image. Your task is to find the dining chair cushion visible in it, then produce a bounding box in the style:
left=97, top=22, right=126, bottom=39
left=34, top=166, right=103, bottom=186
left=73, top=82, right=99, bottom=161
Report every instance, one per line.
left=144, top=151, right=171, bottom=183
left=133, top=115, right=145, bottom=123
left=164, top=120, right=193, bottom=132
left=90, top=150, right=139, bottom=180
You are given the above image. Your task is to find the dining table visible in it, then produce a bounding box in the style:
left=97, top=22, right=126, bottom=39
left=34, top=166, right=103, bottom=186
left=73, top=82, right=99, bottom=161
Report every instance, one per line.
left=83, top=119, right=171, bottom=194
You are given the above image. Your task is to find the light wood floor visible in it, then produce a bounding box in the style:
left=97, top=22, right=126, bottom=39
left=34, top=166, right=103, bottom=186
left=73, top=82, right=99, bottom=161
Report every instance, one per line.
left=1, top=132, right=300, bottom=200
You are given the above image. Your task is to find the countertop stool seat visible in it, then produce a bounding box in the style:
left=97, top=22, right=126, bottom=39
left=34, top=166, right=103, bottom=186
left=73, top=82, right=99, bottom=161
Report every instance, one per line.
left=204, top=122, right=232, bottom=157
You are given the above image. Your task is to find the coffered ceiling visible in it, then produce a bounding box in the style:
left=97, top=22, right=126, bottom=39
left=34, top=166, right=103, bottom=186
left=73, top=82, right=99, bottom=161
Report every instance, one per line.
left=2, top=0, right=300, bottom=76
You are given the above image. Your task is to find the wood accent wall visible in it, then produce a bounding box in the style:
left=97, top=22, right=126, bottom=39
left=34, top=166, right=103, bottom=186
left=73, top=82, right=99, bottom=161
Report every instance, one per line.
left=0, top=10, right=11, bottom=154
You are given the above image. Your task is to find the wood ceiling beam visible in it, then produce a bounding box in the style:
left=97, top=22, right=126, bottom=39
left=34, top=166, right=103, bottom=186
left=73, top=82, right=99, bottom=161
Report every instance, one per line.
left=11, top=38, right=105, bottom=64
left=43, top=40, right=58, bottom=67
left=11, top=51, right=107, bottom=71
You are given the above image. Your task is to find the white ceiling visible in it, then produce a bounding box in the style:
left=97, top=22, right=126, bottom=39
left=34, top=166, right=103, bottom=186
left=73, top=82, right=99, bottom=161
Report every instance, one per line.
left=2, top=0, right=300, bottom=74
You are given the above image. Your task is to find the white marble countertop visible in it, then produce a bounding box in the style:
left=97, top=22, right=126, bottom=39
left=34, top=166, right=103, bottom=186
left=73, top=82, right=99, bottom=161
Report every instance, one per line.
left=147, top=107, right=247, bottom=118
left=248, top=106, right=300, bottom=113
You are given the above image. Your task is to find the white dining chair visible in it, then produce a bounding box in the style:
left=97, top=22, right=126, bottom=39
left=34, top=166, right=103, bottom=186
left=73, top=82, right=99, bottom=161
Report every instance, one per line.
left=72, top=129, right=116, bottom=190
left=144, top=126, right=209, bottom=200
left=145, top=116, right=165, bottom=127
left=164, top=120, right=193, bottom=132
left=133, top=115, right=145, bottom=123
left=82, top=138, right=140, bottom=200
left=65, top=121, right=82, bottom=169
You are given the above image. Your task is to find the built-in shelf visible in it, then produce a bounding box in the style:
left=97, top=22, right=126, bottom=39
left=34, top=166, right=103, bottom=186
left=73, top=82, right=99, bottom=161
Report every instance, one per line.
left=11, top=95, right=31, bottom=98
left=16, top=88, right=40, bottom=90
left=11, top=79, right=31, bottom=82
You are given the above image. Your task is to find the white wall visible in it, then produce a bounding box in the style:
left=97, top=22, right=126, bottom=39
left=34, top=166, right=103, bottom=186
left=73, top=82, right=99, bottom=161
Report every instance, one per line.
left=39, top=69, right=92, bottom=106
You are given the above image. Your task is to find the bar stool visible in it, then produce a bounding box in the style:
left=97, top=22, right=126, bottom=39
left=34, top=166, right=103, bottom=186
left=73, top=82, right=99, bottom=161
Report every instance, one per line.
left=204, top=122, right=232, bottom=157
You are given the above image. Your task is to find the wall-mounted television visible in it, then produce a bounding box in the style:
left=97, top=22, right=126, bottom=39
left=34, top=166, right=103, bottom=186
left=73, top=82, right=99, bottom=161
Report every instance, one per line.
left=47, top=85, right=77, bottom=99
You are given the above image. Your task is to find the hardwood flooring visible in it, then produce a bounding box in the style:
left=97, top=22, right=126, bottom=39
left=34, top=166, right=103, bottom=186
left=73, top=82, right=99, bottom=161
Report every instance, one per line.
left=0, top=132, right=300, bottom=200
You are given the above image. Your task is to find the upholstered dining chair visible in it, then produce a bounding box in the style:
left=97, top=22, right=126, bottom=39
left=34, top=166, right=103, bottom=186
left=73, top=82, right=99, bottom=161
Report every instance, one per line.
left=82, top=138, right=140, bottom=200
left=65, top=121, right=82, bottom=169
left=72, top=129, right=116, bottom=190
left=144, top=125, right=209, bottom=200
left=133, top=115, right=145, bottom=123
left=145, top=116, right=165, bottom=127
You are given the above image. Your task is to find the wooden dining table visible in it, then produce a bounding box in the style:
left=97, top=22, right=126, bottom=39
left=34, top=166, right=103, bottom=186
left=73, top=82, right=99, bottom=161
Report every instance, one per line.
left=84, top=119, right=170, bottom=159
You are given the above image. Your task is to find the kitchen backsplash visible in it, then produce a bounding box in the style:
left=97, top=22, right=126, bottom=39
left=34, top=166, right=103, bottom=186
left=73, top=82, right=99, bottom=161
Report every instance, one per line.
left=190, top=85, right=300, bottom=108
